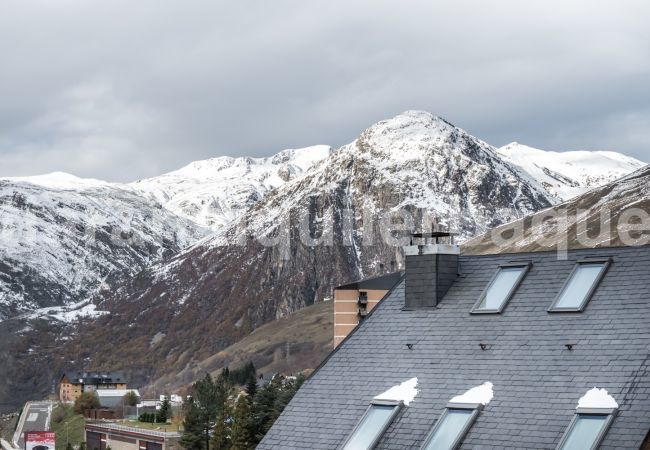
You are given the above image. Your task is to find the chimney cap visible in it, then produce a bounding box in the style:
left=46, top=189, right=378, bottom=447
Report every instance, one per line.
left=411, top=231, right=457, bottom=238
left=410, top=231, right=458, bottom=245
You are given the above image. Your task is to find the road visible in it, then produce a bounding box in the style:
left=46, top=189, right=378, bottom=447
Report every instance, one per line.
left=13, top=402, right=52, bottom=449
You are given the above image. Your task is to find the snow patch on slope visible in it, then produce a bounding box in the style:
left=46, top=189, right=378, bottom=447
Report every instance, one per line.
left=449, top=382, right=494, bottom=405
left=374, top=377, right=419, bottom=406
left=5, top=172, right=112, bottom=189
left=25, top=300, right=109, bottom=323
left=577, top=387, right=618, bottom=409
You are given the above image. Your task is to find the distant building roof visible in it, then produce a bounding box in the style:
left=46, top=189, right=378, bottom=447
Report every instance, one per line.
left=260, top=246, right=650, bottom=449
left=95, top=389, right=140, bottom=398
left=61, top=371, right=127, bottom=385
left=335, top=271, right=403, bottom=290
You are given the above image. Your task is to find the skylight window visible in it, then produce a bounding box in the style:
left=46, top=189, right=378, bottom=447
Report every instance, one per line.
left=471, top=262, right=530, bottom=313
left=549, top=259, right=610, bottom=312
left=342, top=401, right=402, bottom=450
left=421, top=407, right=478, bottom=450
left=556, top=387, right=618, bottom=450
left=556, top=413, right=613, bottom=450
left=421, top=382, right=492, bottom=450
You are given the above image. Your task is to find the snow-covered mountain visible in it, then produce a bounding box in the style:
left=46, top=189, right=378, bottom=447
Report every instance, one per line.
left=131, top=146, right=333, bottom=229
left=0, top=112, right=644, bottom=324
left=56, top=112, right=563, bottom=393
left=0, top=174, right=209, bottom=320
left=1, top=110, right=647, bottom=412
left=497, top=142, right=644, bottom=201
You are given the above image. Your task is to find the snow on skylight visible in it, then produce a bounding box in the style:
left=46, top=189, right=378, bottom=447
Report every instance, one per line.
left=373, top=377, right=419, bottom=406
left=449, top=382, right=494, bottom=405
left=576, top=387, right=618, bottom=409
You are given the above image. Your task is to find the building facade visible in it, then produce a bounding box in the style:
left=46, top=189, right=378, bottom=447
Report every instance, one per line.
left=59, top=372, right=128, bottom=402
left=333, top=272, right=402, bottom=347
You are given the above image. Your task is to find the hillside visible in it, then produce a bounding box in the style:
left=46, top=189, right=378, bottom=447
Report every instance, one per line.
left=147, top=301, right=333, bottom=395
left=464, top=165, right=650, bottom=254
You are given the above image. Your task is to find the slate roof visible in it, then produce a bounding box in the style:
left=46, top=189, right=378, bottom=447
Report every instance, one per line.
left=336, top=271, right=404, bottom=291
left=259, top=245, right=650, bottom=449
left=61, top=371, right=126, bottom=386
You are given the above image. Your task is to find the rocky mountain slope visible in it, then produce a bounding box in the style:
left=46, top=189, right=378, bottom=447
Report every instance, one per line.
left=0, top=147, right=333, bottom=322
left=0, top=173, right=209, bottom=320
left=132, top=146, right=333, bottom=229
left=497, top=142, right=644, bottom=201
left=26, top=112, right=569, bottom=395
left=0, top=110, right=645, bottom=411
left=464, top=165, right=650, bottom=254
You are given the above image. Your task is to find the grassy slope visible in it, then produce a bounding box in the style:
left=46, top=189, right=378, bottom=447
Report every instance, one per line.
left=147, top=301, right=334, bottom=394
left=50, top=405, right=86, bottom=450
left=0, top=413, right=18, bottom=442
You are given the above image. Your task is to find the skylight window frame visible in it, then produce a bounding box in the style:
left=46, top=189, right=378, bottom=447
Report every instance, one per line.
left=555, top=407, right=617, bottom=450
left=470, top=261, right=532, bottom=314
left=339, top=399, right=403, bottom=450
left=548, top=258, right=612, bottom=313
left=420, top=403, right=483, bottom=450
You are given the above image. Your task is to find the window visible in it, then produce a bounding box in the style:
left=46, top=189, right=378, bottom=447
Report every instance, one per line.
left=549, top=259, right=611, bottom=312
left=471, top=262, right=531, bottom=313
left=421, top=404, right=481, bottom=450
left=556, top=409, right=616, bottom=450
left=341, top=401, right=402, bottom=450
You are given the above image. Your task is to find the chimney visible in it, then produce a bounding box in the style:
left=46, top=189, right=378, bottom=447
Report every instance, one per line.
left=403, top=232, right=459, bottom=309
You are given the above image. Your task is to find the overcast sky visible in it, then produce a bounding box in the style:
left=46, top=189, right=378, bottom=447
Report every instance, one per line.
left=1, top=1, right=649, bottom=182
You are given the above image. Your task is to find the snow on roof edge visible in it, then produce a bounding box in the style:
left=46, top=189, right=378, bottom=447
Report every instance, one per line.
left=576, top=387, right=619, bottom=409
left=449, top=382, right=494, bottom=405
left=373, top=377, right=419, bottom=406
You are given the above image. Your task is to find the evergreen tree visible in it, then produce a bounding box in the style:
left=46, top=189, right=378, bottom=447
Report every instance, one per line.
left=251, top=377, right=280, bottom=441
left=273, top=374, right=306, bottom=417
left=194, top=374, right=221, bottom=450
left=230, top=396, right=252, bottom=450
left=210, top=402, right=232, bottom=450
left=244, top=371, right=257, bottom=400
left=180, top=398, right=204, bottom=450
left=158, top=398, right=171, bottom=423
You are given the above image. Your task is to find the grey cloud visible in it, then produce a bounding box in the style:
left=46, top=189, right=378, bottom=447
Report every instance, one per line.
left=0, top=0, right=649, bottom=181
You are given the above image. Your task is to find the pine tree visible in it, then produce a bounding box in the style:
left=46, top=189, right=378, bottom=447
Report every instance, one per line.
left=244, top=371, right=257, bottom=400
left=210, top=402, right=232, bottom=450
left=251, top=378, right=279, bottom=441
left=230, top=396, right=252, bottom=450
left=158, top=398, right=171, bottom=423
left=194, top=373, right=221, bottom=450
left=180, top=398, right=204, bottom=450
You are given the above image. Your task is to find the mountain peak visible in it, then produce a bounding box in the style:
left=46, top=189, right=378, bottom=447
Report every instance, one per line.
left=371, top=110, right=457, bottom=133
